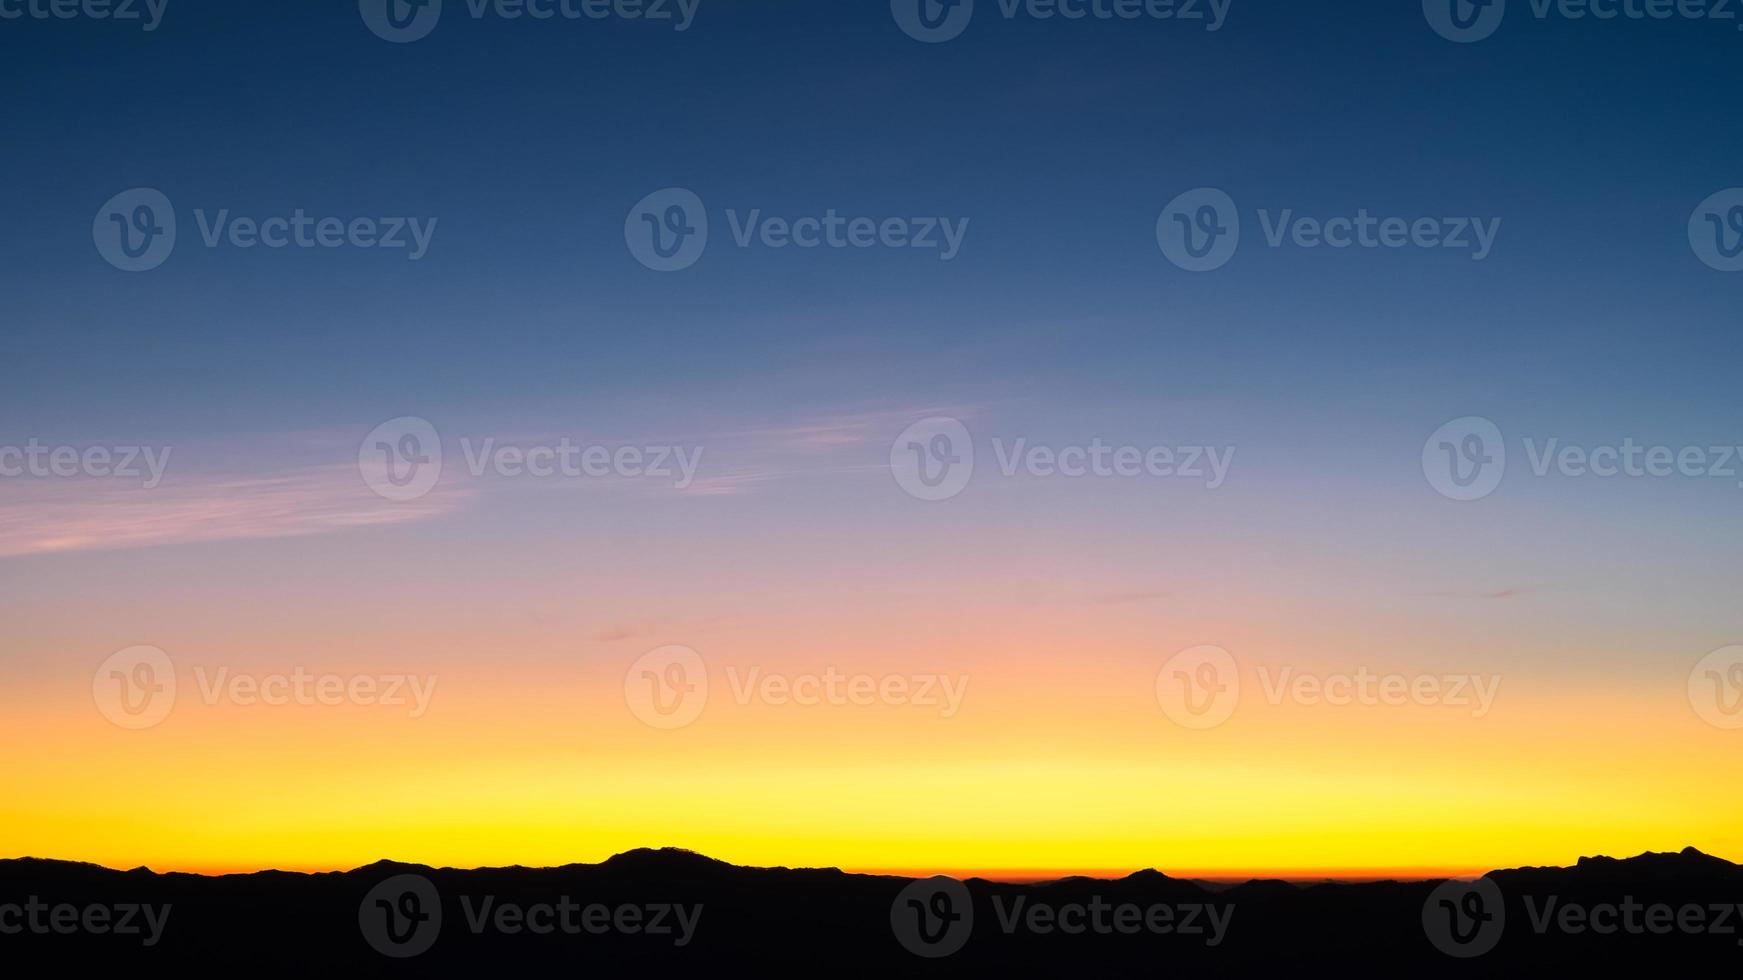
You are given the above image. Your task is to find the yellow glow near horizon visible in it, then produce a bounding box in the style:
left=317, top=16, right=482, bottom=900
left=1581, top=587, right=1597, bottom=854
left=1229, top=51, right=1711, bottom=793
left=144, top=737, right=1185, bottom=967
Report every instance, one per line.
left=2, top=652, right=1737, bottom=878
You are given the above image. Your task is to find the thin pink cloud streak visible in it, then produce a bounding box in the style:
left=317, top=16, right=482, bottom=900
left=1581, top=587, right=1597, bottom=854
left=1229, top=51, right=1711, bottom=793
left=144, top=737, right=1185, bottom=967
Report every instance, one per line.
left=0, top=466, right=466, bottom=557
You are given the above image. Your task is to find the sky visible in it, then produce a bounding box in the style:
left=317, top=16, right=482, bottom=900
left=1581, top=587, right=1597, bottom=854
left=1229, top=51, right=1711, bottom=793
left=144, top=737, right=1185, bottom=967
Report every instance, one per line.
left=0, top=1, right=1740, bottom=877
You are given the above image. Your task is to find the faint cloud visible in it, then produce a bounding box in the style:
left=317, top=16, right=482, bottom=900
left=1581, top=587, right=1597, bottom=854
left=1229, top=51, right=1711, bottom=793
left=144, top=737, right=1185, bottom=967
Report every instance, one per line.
left=593, top=616, right=733, bottom=643
left=679, top=405, right=981, bottom=497
left=1086, top=590, right=1176, bottom=605
left=1409, top=586, right=1539, bottom=601
left=729, top=414, right=894, bottom=451
left=0, top=465, right=466, bottom=557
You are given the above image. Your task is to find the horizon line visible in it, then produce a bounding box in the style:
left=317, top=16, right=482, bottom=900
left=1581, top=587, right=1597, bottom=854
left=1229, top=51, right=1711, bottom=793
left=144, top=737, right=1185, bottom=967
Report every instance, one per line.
left=8, top=845, right=1724, bottom=884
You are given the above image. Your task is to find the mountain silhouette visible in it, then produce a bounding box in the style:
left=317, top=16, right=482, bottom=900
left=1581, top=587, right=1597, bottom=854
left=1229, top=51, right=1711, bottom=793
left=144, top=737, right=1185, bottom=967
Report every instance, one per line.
left=3, top=847, right=1738, bottom=975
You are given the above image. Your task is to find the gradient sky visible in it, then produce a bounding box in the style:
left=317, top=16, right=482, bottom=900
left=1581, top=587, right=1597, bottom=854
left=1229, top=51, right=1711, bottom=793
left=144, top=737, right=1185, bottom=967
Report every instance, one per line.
left=1, top=2, right=1740, bottom=877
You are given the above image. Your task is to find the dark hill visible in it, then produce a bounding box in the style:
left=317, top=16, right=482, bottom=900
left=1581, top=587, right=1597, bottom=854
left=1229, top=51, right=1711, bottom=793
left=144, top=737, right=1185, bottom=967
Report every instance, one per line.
left=1, top=847, right=1736, bottom=976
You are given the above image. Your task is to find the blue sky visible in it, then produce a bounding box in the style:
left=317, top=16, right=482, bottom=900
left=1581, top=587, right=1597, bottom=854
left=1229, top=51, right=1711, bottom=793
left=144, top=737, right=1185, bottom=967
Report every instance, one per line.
left=2, top=0, right=1738, bottom=444
left=3, top=3, right=1743, bottom=876
left=0, top=0, right=1739, bottom=634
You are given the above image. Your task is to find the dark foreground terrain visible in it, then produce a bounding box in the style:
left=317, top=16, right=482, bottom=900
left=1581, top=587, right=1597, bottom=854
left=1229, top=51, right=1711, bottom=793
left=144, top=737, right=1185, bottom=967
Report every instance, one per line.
left=3, top=845, right=1739, bottom=975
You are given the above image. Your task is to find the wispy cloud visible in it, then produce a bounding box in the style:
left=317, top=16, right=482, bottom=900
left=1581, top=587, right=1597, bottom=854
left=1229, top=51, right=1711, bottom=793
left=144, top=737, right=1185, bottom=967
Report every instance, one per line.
left=1408, top=587, right=1543, bottom=601
left=1085, top=590, right=1177, bottom=605
left=670, top=405, right=981, bottom=497
left=592, top=615, right=735, bottom=644
left=0, top=404, right=984, bottom=557
left=0, top=465, right=466, bottom=557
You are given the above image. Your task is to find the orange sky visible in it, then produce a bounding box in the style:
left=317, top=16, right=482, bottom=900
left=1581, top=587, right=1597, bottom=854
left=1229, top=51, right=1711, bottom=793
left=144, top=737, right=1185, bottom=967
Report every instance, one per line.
left=3, top=614, right=1737, bottom=878
left=3, top=419, right=1739, bottom=879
